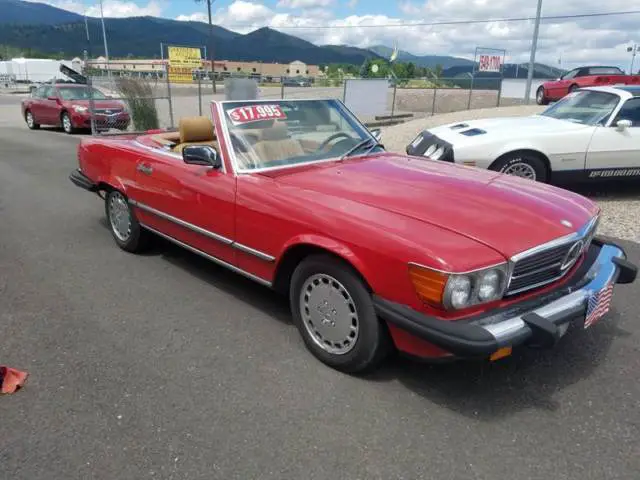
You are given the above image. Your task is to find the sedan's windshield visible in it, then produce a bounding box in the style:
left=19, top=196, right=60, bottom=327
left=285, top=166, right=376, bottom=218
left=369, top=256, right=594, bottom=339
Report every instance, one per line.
left=539, top=90, right=621, bottom=125
left=57, top=86, right=108, bottom=100
left=221, top=99, right=382, bottom=171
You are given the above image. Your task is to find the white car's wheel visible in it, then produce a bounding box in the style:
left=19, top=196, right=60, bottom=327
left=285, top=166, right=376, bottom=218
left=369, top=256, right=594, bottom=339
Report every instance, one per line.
left=491, top=152, right=549, bottom=183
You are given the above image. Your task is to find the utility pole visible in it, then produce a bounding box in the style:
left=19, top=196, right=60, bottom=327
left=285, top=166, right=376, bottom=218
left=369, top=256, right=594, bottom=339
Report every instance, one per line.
left=98, top=0, right=111, bottom=81
left=207, top=0, right=216, bottom=93
left=524, top=0, right=543, bottom=104
left=628, top=44, right=639, bottom=74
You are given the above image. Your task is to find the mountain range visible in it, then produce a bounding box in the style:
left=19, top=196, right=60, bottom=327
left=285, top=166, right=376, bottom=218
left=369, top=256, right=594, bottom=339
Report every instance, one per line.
left=0, top=0, right=563, bottom=78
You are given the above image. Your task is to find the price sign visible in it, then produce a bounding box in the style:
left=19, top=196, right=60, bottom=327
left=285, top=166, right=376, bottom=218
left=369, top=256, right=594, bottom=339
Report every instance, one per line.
left=227, top=104, right=287, bottom=125
left=478, top=54, right=503, bottom=73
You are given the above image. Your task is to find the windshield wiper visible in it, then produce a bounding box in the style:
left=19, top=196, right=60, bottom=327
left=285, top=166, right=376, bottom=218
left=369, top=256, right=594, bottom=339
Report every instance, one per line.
left=339, top=137, right=383, bottom=161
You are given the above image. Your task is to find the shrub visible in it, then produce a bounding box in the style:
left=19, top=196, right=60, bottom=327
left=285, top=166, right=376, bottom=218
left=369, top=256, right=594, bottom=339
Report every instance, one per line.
left=114, top=76, right=160, bottom=131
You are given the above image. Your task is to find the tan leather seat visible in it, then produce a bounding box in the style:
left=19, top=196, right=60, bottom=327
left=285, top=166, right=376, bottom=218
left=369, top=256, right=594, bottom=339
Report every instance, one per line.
left=150, top=131, right=180, bottom=147
left=251, top=123, right=304, bottom=164
left=172, top=116, right=218, bottom=154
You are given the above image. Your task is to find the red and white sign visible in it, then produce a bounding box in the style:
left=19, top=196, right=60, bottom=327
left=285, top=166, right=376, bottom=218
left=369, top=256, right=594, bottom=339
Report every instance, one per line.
left=478, top=54, right=503, bottom=73
left=227, top=104, right=287, bottom=125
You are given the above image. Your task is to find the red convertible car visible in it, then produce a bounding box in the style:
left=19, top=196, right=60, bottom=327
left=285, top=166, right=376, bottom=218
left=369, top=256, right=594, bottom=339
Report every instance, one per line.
left=21, top=83, right=130, bottom=133
left=69, top=99, right=637, bottom=373
left=536, top=66, right=640, bottom=105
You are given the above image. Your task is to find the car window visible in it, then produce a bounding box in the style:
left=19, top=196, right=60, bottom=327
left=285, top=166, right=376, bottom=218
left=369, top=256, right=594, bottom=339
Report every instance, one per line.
left=587, top=67, right=623, bottom=75
left=561, top=69, right=579, bottom=80
left=221, top=99, right=379, bottom=171
left=539, top=90, right=621, bottom=125
left=32, top=86, right=46, bottom=98
left=613, top=98, right=640, bottom=127
left=57, top=86, right=108, bottom=100
left=42, top=86, right=54, bottom=99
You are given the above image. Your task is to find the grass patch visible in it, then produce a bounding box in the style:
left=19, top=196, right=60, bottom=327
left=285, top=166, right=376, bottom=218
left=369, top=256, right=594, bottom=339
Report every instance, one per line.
left=114, top=76, right=160, bottom=130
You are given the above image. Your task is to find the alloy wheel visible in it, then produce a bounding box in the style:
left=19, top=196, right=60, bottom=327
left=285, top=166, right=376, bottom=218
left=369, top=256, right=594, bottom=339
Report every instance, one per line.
left=108, top=192, right=132, bottom=242
left=299, top=273, right=360, bottom=355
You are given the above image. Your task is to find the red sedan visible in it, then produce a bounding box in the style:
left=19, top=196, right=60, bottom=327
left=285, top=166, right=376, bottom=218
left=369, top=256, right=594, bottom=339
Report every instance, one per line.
left=21, top=83, right=130, bottom=134
left=536, top=66, right=640, bottom=105
left=69, top=99, right=637, bottom=373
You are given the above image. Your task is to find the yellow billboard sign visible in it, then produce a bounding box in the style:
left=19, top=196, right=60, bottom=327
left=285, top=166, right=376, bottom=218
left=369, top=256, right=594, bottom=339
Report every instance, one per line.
left=167, top=45, right=202, bottom=83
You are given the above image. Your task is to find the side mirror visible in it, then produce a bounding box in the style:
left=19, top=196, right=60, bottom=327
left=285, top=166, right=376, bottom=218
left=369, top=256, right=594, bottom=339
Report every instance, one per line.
left=616, top=119, right=632, bottom=131
left=182, top=145, right=222, bottom=169
left=371, top=128, right=382, bottom=141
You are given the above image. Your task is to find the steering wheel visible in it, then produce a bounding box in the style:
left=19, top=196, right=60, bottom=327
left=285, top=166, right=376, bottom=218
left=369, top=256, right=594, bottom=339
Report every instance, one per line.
left=316, top=132, right=355, bottom=152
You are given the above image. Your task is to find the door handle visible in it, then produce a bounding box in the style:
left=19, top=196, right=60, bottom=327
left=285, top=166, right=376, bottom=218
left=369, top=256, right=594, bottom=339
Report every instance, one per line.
left=137, top=163, right=153, bottom=175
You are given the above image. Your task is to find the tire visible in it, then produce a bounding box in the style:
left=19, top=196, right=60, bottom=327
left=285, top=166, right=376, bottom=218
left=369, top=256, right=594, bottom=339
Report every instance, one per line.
left=490, top=152, right=549, bottom=183
left=25, top=110, right=40, bottom=129
left=61, top=111, right=75, bottom=134
left=289, top=254, right=392, bottom=373
left=104, top=190, right=150, bottom=253
left=568, top=84, right=579, bottom=94
left=535, top=87, right=548, bottom=105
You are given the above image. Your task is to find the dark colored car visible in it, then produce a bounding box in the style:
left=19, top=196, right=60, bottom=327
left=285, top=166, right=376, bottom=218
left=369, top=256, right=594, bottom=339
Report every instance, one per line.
left=21, top=84, right=130, bottom=134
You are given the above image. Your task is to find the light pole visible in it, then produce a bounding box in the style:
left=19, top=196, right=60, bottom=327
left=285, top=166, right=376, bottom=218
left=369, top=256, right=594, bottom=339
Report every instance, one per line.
left=524, top=0, right=543, bottom=104
left=98, top=0, right=111, bottom=80
left=206, top=0, right=216, bottom=93
left=628, top=44, right=639, bottom=74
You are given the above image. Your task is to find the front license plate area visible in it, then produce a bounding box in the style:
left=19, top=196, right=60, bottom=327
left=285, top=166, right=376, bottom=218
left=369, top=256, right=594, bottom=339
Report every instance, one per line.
left=584, top=284, right=614, bottom=329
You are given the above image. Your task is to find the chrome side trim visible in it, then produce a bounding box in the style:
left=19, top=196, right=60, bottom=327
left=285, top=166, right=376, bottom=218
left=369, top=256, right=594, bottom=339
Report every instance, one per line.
left=130, top=200, right=234, bottom=245
left=140, top=224, right=273, bottom=288
left=234, top=242, right=276, bottom=262
left=129, top=200, right=275, bottom=262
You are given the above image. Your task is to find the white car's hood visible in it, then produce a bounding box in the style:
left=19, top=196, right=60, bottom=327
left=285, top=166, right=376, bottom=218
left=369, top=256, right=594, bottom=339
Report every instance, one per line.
left=428, top=115, right=590, bottom=146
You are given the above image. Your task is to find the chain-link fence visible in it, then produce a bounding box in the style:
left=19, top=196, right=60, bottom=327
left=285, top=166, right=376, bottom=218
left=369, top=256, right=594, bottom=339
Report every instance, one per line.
left=84, top=63, right=174, bottom=135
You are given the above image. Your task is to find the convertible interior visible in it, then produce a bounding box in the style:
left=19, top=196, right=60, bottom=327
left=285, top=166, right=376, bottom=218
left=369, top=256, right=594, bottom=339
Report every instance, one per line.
left=145, top=113, right=350, bottom=170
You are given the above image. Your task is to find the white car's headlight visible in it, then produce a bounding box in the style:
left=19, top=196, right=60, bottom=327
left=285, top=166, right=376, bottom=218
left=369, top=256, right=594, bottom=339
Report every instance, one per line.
left=72, top=105, right=88, bottom=113
left=431, top=146, right=445, bottom=160
left=409, top=263, right=509, bottom=311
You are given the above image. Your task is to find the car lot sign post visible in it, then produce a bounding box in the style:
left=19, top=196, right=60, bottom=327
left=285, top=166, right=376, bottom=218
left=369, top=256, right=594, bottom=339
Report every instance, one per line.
left=468, top=47, right=507, bottom=109
left=167, top=45, right=203, bottom=84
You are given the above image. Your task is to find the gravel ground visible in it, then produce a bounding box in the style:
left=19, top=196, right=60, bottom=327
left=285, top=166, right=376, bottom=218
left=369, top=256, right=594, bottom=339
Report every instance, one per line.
left=380, top=105, right=640, bottom=244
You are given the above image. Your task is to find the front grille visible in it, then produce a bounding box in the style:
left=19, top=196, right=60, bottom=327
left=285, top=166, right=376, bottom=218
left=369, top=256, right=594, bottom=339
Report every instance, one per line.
left=507, top=243, right=574, bottom=294
left=505, top=217, right=599, bottom=296
left=94, top=108, right=123, bottom=115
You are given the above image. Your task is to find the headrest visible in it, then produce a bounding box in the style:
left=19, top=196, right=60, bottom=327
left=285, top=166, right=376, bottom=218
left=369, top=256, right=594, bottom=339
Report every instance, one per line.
left=179, top=116, right=215, bottom=144
left=259, top=122, right=290, bottom=141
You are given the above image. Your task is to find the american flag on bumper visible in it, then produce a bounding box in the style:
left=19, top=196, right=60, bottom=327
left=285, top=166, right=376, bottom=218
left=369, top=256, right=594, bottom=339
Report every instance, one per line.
left=584, top=284, right=614, bottom=329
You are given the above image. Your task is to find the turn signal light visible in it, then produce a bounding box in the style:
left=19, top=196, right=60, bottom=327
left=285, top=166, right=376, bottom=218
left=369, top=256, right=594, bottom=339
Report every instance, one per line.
left=408, top=264, right=448, bottom=307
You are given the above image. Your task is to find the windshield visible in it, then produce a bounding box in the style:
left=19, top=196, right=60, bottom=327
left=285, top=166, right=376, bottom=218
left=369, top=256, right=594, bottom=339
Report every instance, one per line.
left=221, top=99, right=381, bottom=171
left=539, top=90, right=621, bottom=125
left=57, top=86, right=108, bottom=100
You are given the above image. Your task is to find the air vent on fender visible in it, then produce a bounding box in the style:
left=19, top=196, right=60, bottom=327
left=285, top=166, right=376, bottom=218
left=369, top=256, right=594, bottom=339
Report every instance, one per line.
left=460, top=128, right=486, bottom=136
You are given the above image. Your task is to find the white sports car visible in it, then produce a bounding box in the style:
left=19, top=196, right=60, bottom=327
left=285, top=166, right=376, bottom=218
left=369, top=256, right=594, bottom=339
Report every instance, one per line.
left=406, top=85, right=640, bottom=183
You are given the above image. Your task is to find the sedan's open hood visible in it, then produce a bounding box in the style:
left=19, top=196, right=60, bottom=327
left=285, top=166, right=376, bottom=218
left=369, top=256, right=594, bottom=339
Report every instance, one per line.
left=269, top=153, right=598, bottom=259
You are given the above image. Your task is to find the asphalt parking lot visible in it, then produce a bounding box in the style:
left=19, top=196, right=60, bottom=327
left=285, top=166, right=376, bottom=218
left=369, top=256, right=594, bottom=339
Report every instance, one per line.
left=1, top=95, right=639, bottom=480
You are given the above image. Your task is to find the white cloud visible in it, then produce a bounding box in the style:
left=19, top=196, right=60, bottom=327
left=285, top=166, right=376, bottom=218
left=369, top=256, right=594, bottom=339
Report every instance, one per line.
left=28, top=0, right=640, bottom=69
left=176, top=12, right=207, bottom=22
left=277, top=0, right=335, bottom=8
left=346, top=0, right=358, bottom=9
left=28, top=0, right=164, bottom=17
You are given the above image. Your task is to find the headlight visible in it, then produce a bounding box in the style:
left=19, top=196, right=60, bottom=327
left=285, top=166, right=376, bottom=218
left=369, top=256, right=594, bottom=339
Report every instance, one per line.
left=72, top=105, right=88, bottom=113
left=431, top=146, right=445, bottom=160
left=409, top=263, right=509, bottom=310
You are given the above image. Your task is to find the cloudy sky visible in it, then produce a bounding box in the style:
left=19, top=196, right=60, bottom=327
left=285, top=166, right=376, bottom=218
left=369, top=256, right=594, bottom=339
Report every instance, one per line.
left=32, top=0, right=639, bottom=69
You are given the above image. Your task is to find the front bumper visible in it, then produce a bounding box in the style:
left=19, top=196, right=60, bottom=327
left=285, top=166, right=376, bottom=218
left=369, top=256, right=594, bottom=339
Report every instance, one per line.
left=69, top=169, right=98, bottom=192
left=374, top=238, right=637, bottom=358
